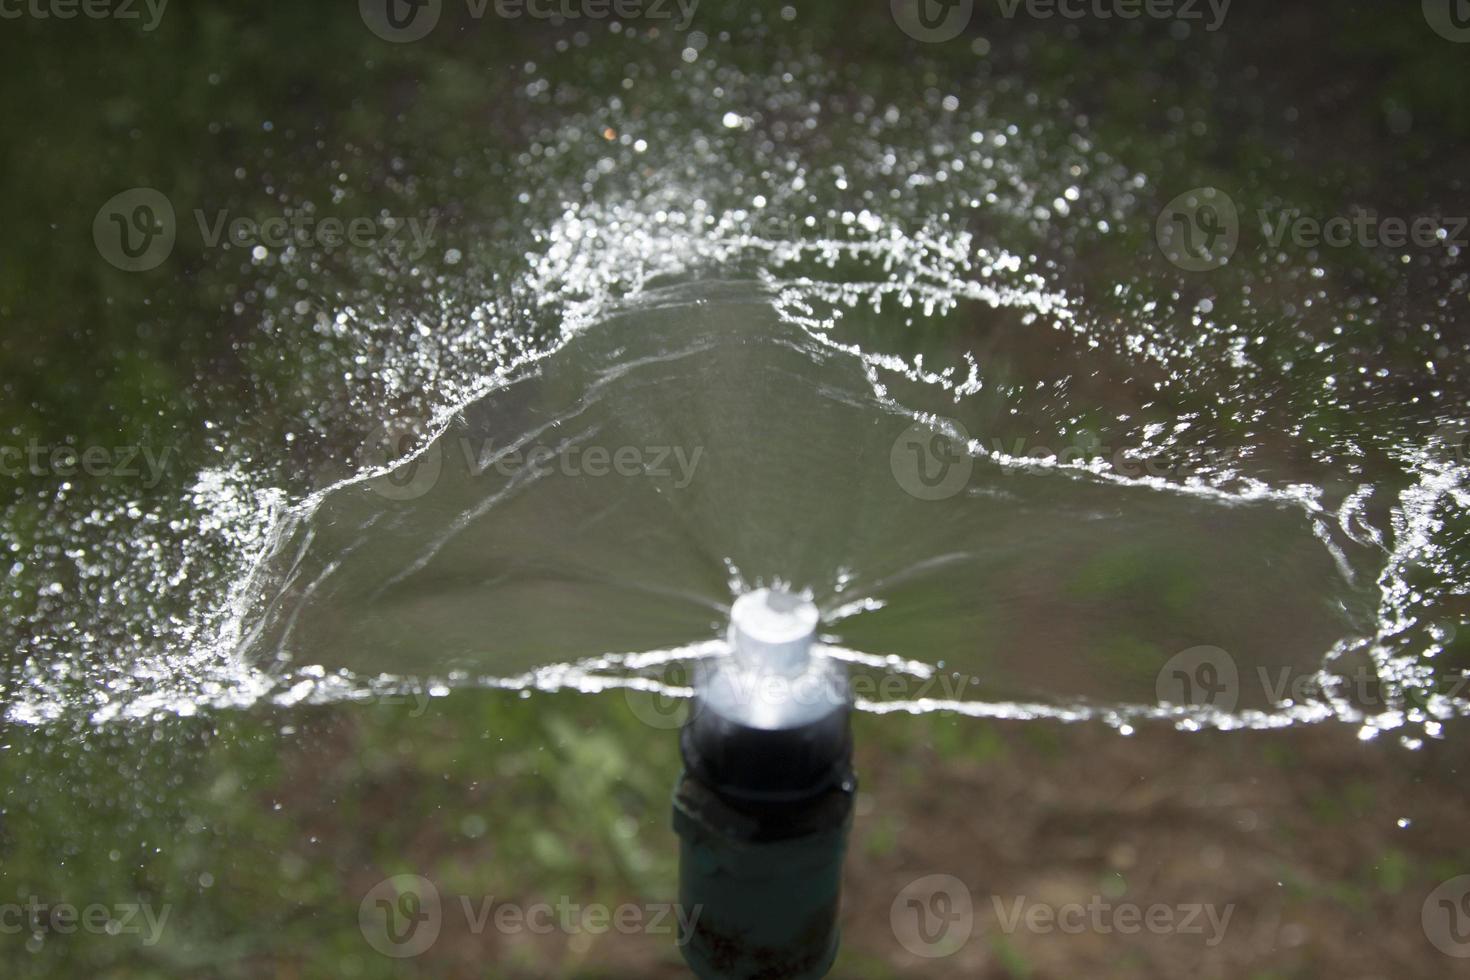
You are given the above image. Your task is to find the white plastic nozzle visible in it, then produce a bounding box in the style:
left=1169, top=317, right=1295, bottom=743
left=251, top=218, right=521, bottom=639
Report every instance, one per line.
left=729, top=588, right=820, bottom=678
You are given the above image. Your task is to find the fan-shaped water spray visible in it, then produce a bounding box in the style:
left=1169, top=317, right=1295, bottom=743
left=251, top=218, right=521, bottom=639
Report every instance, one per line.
left=7, top=38, right=1468, bottom=755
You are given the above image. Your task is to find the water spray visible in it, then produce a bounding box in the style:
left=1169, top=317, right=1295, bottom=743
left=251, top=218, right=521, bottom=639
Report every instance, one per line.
left=673, top=588, right=856, bottom=979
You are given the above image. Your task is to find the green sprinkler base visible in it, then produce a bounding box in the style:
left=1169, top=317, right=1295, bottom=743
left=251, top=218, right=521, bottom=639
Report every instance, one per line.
left=671, top=771, right=855, bottom=980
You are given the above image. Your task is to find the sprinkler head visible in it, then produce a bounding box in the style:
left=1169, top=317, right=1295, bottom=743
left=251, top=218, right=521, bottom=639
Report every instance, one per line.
left=681, top=587, right=851, bottom=804
left=729, top=587, right=820, bottom=678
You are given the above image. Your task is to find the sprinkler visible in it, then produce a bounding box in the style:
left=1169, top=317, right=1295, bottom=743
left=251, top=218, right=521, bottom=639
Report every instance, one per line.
left=673, top=588, right=856, bottom=979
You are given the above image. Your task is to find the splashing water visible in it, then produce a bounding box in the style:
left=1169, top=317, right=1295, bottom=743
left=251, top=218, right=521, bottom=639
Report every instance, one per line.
left=7, top=46, right=1469, bottom=750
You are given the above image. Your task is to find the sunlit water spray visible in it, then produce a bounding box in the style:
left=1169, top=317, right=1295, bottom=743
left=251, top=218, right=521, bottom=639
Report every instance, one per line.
left=7, top=44, right=1468, bottom=749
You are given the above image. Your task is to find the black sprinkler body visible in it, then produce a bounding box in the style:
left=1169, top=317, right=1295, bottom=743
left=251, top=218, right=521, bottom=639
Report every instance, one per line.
left=673, top=588, right=856, bottom=979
